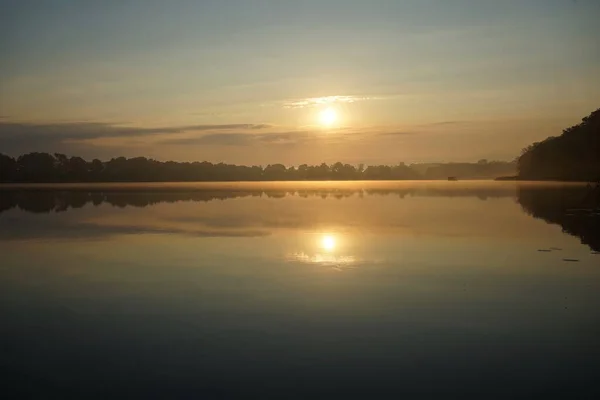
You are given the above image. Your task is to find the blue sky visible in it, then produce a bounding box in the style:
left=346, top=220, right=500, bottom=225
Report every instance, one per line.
left=1, top=0, right=599, bottom=164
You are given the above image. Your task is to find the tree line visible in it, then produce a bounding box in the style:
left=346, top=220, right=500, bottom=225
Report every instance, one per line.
left=0, top=152, right=515, bottom=183
left=517, top=108, right=600, bottom=182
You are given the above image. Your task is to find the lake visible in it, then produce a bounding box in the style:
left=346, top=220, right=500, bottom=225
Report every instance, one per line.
left=1, top=181, right=599, bottom=399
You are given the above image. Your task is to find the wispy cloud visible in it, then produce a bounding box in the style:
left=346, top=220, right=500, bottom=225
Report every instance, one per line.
left=161, top=130, right=323, bottom=147
left=420, top=121, right=469, bottom=127
left=0, top=121, right=272, bottom=155
left=0, top=121, right=271, bottom=139
left=283, top=95, right=374, bottom=109
left=377, top=131, right=415, bottom=136
left=169, top=133, right=254, bottom=146
left=0, top=118, right=448, bottom=158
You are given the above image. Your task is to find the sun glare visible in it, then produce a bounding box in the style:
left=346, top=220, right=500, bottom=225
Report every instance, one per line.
left=321, top=235, right=337, bottom=252
left=319, top=108, right=338, bottom=127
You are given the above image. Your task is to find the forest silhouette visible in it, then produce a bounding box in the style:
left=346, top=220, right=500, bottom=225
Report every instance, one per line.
left=517, top=108, right=600, bottom=182
left=0, top=152, right=516, bottom=183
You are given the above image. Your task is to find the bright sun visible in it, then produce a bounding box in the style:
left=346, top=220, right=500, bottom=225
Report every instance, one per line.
left=319, top=108, right=338, bottom=127
left=321, top=235, right=336, bottom=251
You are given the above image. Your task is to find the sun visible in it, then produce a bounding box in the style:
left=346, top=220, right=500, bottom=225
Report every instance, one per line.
left=319, top=108, right=338, bottom=127
left=321, top=235, right=336, bottom=252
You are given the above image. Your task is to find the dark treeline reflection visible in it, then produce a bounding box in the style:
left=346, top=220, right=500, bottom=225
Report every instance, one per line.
left=2, top=184, right=599, bottom=251
left=518, top=184, right=600, bottom=252
left=0, top=186, right=518, bottom=214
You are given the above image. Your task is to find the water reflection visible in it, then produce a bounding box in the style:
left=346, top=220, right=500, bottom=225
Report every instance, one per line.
left=517, top=184, right=600, bottom=252
left=0, top=181, right=520, bottom=214
left=288, top=252, right=358, bottom=271
left=1, top=182, right=598, bottom=251
left=2, top=182, right=600, bottom=398
left=288, top=232, right=360, bottom=271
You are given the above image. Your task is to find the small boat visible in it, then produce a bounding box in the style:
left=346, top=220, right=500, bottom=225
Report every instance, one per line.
left=447, top=176, right=458, bottom=181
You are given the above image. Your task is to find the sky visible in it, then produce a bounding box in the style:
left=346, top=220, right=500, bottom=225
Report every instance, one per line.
left=1, top=0, right=599, bottom=165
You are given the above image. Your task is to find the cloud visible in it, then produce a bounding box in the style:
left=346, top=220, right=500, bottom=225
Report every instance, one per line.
left=0, top=118, right=443, bottom=158
left=0, top=121, right=272, bottom=155
left=421, top=121, right=468, bottom=127
left=0, top=121, right=271, bottom=139
left=283, top=95, right=374, bottom=109
left=160, top=130, right=325, bottom=147
left=169, top=133, right=254, bottom=146
left=250, top=124, right=272, bottom=130
left=377, top=131, right=415, bottom=136
left=374, top=122, right=473, bottom=137
left=257, top=132, right=300, bottom=144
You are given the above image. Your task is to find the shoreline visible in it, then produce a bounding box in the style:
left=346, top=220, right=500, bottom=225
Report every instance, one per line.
left=0, top=180, right=591, bottom=192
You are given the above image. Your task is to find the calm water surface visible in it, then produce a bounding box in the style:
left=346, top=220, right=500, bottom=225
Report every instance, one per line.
left=1, top=181, right=599, bottom=399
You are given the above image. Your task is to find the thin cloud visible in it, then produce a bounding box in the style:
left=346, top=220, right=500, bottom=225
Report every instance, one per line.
left=377, top=131, right=415, bottom=136
left=0, top=119, right=417, bottom=155
left=0, top=121, right=271, bottom=139
left=168, top=133, right=254, bottom=146
left=421, top=121, right=469, bottom=127
left=0, top=121, right=272, bottom=154
left=283, top=95, right=374, bottom=109
left=250, top=124, right=273, bottom=130
left=162, top=130, right=321, bottom=147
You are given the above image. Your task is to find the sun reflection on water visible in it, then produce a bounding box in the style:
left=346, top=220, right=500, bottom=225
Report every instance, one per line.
left=287, top=233, right=358, bottom=271
left=287, top=252, right=357, bottom=271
